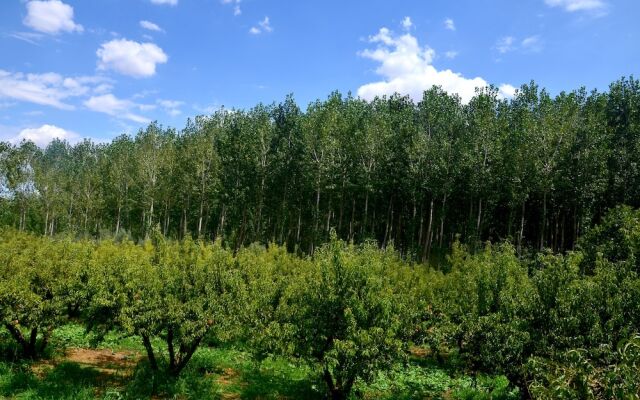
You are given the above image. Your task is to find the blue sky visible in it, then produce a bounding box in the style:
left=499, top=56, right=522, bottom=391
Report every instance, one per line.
left=0, top=0, right=638, bottom=145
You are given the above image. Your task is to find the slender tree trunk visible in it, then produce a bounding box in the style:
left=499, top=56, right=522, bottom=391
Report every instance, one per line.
left=439, top=194, right=447, bottom=247
left=418, top=201, right=424, bottom=247
left=349, top=198, right=355, bottom=241
left=296, top=208, right=302, bottom=250
left=540, top=191, right=547, bottom=250
left=142, top=334, right=158, bottom=371
left=476, top=198, right=482, bottom=237
left=561, top=212, right=566, bottom=251
left=167, top=327, right=176, bottom=371
left=44, top=209, right=49, bottom=236
left=198, top=197, right=205, bottom=237
left=362, top=191, right=369, bottom=237
left=323, top=369, right=346, bottom=400
left=382, top=199, right=393, bottom=248
left=422, top=198, right=434, bottom=263
left=518, top=200, right=526, bottom=254
left=163, top=201, right=170, bottom=236
left=115, top=204, right=122, bottom=236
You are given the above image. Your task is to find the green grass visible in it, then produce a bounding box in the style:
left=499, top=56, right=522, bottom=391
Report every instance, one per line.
left=0, top=324, right=519, bottom=399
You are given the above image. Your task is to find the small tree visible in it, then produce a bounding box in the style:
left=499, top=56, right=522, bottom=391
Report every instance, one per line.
left=0, top=230, right=89, bottom=358
left=87, top=234, right=244, bottom=376
left=273, top=235, right=408, bottom=400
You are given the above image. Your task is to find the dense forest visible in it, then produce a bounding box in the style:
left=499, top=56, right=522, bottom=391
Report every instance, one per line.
left=1, top=77, right=640, bottom=400
left=2, top=77, right=639, bottom=259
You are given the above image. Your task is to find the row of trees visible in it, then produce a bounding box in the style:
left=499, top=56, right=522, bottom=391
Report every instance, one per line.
left=2, top=206, right=640, bottom=398
left=1, top=78, right=639, bottom=258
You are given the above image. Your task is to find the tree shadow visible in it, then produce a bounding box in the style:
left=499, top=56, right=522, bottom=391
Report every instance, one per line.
left=237, top=364, right=323, bottom=399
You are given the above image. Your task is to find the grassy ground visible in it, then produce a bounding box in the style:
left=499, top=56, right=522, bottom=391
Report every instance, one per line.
left=0, top=325, right=519, bottom=399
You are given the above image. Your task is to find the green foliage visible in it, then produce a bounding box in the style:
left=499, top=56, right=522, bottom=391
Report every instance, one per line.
left=2, top=205, right=640, bottom=398
left=579, top=205, right=640, bottom=273
left=86, top=233, right=245, bottom=376
left=3, top=78, right=640, bottom=259
left=264, top=235, right=410, bottom=399
left=0, top=229, right=91, bottom=358
left=526, top=335, right=640, bottom=399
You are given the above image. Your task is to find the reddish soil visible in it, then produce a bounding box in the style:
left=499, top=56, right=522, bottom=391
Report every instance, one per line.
left=64, top=348, right=141, bottom=375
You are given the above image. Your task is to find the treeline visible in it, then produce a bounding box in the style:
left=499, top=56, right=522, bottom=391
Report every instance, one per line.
left=1, top=77, right=639, bottom=258
left=2, top=206, right=640, bottom=398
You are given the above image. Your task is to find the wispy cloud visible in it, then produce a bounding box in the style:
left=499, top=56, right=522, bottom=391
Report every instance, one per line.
left=84, top=93, right=152, bottom=123
left=495, top=35, right=544, bottom=54
left=401, top=17, right=413, bottom=31
left=150, top=0, right=178, bottom=6
left=544, top=0, right=608, bottom=14
left=496, top=36, right=516, bottom=54
left=140, top=20, right=164, bottom=32
left=250, top=17, right=273, bottom=35
left=444, top=18, right=456, bottom=31
left=0, top=70, right=108, bottom=110
left=444, top=50, right=459, bottom=59
left=221, top=0, right=242, bottom=16
left=8, top=31, right=45, bottom=45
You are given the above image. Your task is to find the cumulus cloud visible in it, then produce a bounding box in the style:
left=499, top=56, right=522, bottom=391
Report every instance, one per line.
left=97, top=39, right=168, bottom=78
left=0, top=70, right=107, bottom=110
left=140, top=20, right=163, bottom=32
left=23, top=0, right=83, bottom=35
left=150, top=0, right=177, bottom=5
left=444, top=18, right=456, bottom=31
left=249, top=17, right=272, bottom=35
left=14, top=124, right=79, bottom=147
left=357, top=27, right=514, bottom=104
left=84, top=94, right=151, bottom=123
left=544, top=0, right=608, bottom=12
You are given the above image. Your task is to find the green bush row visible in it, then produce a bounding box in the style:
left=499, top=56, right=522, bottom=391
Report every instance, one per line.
left=1, top=206, right=640, bottom=398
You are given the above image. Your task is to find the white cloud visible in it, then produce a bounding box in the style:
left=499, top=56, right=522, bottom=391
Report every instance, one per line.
left=158, top=99, right=184, bottom=117
left=14, top=124, right=79, bottom=147
left=402, top=17, right=412, bottom=30
left=84, top=94, right=151, bottom=123
left=544, top=0, right=607, bottom=12
left=495, top=35, right=544, bottom=55
left=444, top=18, right=456, bottom=31
left=9, top=32, right=44, bottom=45
left=193, top=103, right=222, bottom=115
left=222, top=0, right=242, bottom=15
left=140, top=20, right=163, bottom=32
left=23, top=0, right=83, bottom=35
left=249, top=16, right=272, bottom=35
left=496, top=36, right=516, bottom=54
left=498, top=84, right=517, bottom=98
left=0, top=70, right=106, bottom=110
left=521, top=35, right=543, bottom=52
left=150, top=0, right=177, bottom=5
left=357, top=27, right=514, bottom=104
left=97, top=39, right=168, bottom=78
left=444, top=50, right=459, bottom=59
